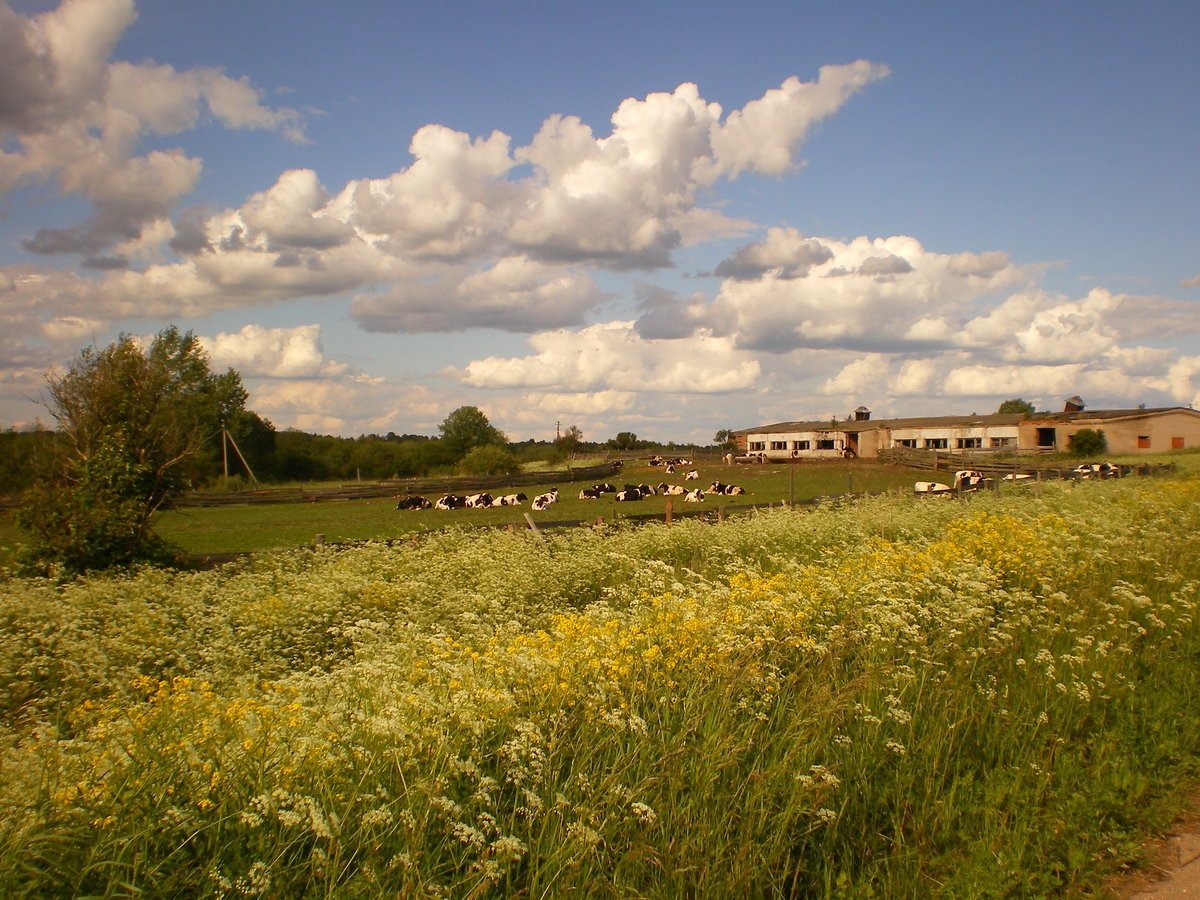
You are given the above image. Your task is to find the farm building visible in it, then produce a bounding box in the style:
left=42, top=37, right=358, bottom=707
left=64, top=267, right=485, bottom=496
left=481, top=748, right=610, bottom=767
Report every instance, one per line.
left=734, top=401, right=1200, bottom=460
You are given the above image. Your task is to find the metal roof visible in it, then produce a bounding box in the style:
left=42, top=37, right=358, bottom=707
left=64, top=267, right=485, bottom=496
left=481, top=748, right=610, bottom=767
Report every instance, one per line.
left=734, top=406, right=1199, bottom=436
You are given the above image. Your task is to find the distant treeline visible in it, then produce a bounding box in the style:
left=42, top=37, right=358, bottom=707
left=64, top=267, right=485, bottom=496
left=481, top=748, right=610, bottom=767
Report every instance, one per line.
left=0, top=427, right=705, bottom=494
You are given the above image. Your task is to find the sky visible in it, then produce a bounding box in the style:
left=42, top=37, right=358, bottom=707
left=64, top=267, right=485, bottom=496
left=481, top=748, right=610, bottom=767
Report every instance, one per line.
left=1, top=0, right=1198, bottom=444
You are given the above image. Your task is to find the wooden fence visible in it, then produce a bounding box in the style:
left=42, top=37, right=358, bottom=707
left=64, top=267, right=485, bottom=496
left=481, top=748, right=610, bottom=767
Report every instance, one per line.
left=170, top=462, right=624, bottom=508
left=877, top=446, right=1175, bottom=479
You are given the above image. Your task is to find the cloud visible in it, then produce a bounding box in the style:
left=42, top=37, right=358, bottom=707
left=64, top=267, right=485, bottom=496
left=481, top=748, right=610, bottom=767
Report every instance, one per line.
left=708, top=233, right=1029, bottom=352
left=351, top=256, right=607, bottom=333
left=699, top=61, right=891, bottom=181
left=0, top=0, right=304, bottom=257
left=632, top=284, right=707, bottom=340
left=1181, top=274, right=1200, bottom=288
left=201, top=323, right=349, bottom=379
left=457, top=321, right=761, bottom=394
left=713, top=227, right=833, bottom=280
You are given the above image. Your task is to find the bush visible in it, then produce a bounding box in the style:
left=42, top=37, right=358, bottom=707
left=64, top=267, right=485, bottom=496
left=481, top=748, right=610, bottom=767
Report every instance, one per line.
left=458, top=444, right=521, bottom=477
left=1068, top=428, right=1108, bottom=457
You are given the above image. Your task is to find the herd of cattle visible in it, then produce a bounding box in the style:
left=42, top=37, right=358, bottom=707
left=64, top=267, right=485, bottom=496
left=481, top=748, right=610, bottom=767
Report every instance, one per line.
left=395, top=478, right=748, bottom=512
left=914, top=462, right=1126, bottom=495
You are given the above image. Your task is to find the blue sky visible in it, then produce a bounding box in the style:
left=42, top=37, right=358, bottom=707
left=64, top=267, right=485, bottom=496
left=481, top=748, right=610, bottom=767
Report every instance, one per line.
left=2, top=0, right=1197, bottom=443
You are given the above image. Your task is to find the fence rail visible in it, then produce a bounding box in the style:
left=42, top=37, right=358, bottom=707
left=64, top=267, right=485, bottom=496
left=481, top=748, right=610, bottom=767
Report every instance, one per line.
left=170, top=462, right=624, bottom=508
left=877, top=446, right=1175, bottom=479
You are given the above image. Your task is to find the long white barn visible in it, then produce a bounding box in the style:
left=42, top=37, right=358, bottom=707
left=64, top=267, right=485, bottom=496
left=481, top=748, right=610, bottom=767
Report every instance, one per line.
left=734, top=404, right=1200, bottom=460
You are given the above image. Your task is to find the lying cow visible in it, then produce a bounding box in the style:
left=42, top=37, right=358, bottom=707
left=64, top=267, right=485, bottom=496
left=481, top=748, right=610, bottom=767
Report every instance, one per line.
left=395, top=495, right=432, bottom=510
left=435, top=494, right=466, bottom=509
left=531, top=488, right=559, bottom=511
left=657, top=483, right=686, bottom=496
left=913, top=481, right=953, bottom=495
left=465, top=492, right=494, bottom=508
left=684, top=470, right=700, bottom=480
left=683, top=489, right=705, bottom=502
left=708, top=481, right=746, bottom=496
left=493, top=492, right=528, bottom=506
left=615, top=487, right=644, bottom=501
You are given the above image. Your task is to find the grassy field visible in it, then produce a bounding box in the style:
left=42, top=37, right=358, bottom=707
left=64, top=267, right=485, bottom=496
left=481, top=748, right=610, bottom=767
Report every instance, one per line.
left=2, top=459, right=921, bottom=563
left=1, top=469, right=1199, bottom=894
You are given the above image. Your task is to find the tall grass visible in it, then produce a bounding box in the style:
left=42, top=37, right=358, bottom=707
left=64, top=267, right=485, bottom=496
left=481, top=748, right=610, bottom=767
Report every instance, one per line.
left=1, top=476, right=1198, bottom=895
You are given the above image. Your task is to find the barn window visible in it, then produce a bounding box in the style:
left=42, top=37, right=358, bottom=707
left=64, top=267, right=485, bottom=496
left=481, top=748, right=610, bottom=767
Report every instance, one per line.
left=895, top=439, right=917, bottom=448
left=1137, top=435, right=1150, bottom=449
left=816, top=439, right=836, bottom=450
left=793, top=440, right=810, bottom=450
left=990, top=437, right=1013, bottom=448
left=1172, top=436, right=1185, bottom=449
left=749, top=441, right=766, bottom=451
left=770, top=441, right=787, bottom=451
left=956, top=437, right=982, bottom=449
left=924, top=438, right=948, bottom=449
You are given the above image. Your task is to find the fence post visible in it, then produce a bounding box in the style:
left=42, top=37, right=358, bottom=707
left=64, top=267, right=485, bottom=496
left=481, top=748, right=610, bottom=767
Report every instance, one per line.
left=664, top=498, right=673, bottom=525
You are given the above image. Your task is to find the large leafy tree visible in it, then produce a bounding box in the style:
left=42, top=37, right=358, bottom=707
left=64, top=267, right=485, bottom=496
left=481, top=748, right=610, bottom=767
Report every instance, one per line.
left=438, top=406, right=507, bottom=460
left=18, top=327, right=250, bottom=574
left=997, top=398, right=1035, bottom=415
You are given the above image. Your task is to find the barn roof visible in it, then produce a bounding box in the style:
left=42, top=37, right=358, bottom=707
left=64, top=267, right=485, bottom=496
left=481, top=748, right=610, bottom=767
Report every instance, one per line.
left=734, top=406, right=1199, bottom=436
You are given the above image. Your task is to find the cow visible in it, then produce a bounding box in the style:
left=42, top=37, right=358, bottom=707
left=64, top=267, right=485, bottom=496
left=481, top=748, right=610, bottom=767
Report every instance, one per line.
left=684, top=470, right=700, bottom=480
left=531, top=488, right=559, bottom=511
left=665, top=464, right=675, bottom=474
left=594, top=483, right=618, bottom=494
left=953, top=470, right=988, bottom=491
left=708, top=481, right=746, bottom=495
left=658, top=483, right=686, bottom=496
left=494, top=492, right=527, bottom=506
left=465, top=492, right=494, bottom=508
left=435, top=494, right=466, bottom=509
left=615, top=488, right=643, bottom=501
left=579, top=487, right=602, bottom=500
left=683, top=489, right=705, bottom=502
left=1003, top=473, right=1034, bottom=482
left=913, top=481, right=953, bottom=495
left=395, top=495, right=432, bottom=510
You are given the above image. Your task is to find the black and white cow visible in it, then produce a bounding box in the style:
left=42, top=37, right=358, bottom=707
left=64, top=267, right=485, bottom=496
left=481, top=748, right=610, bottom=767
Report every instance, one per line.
left=579, top=487, right=602, bottom=500
left=913, top=481, right=953, bottom=495
left=684, top=470, right=700, bottom=481
left=435, top=494, right=466, bottom=509
left=708, top=481, right=746, bottom=496
left=657, top=483, right=686, bottom=496
left=465, top=492, right=494, bottom=508
left=494, top=492, right=528, bottom=506
left=615, top=487, right=643, bottom=501
left=683, top=489, right=705, bottom=502
left=531, top=488, right=559, bottom=511
left=395, top=495, right=432, bottom=510
left=594, top=482, right=618, bottom=494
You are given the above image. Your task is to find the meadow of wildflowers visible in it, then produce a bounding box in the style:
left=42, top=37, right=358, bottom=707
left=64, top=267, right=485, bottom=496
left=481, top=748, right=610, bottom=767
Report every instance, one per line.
left=1, top=476, right=1198, bottom=895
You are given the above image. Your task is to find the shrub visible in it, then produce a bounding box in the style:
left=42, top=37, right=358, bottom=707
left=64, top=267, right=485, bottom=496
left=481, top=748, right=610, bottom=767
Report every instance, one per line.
left=1068, top=428, right=1107, bottom=457
left=458, top=444, right=521, bottom=476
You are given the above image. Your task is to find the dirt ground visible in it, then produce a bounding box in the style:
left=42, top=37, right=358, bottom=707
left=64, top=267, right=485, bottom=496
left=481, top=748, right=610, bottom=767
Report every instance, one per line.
left=1108, top=791, right=1200, bottom=897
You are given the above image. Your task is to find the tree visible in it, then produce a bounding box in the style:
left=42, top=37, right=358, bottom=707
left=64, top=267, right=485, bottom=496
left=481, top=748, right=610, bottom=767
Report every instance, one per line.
left=1068, top=428, right=1107, bottom=457
left=609, top=431, right=639, bottom=451
left=459, top=444, right=521, bottom=477
left=997, top=398, right=1035, bottom=416
left=17, top=327, right=249, bottom=574
left=554, top=424, right=583, bottom=453
left=713, top=429, right=737, bottom=450
left=438, top=406, right=507, bottom=460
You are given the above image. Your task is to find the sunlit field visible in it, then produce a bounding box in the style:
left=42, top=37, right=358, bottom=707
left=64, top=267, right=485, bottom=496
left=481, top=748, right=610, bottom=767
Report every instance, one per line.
left=2, top=468, right=1199, bottom=895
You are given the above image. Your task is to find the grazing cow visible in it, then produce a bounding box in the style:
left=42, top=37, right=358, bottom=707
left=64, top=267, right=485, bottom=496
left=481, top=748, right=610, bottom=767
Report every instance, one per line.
left=684, top=470, right=700, bottom=481
left=395, top=495, right=432, bottom=510
left=435, top=494, right=466, bottom=509
left=531, top=488, right=559, bottom=511
left=494, top=492, right=527, bottom=506
left=465, top=492, right=494, bottom=509
left=683, top=489, right=705, bottom=502
left=913, top=481, right=953, bottom=495
left=658, top=483, right=686, bottom=496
